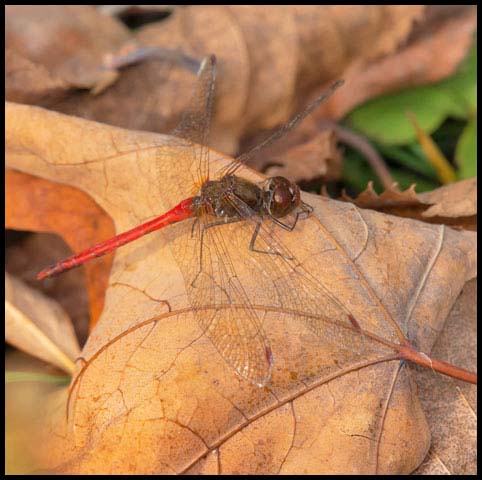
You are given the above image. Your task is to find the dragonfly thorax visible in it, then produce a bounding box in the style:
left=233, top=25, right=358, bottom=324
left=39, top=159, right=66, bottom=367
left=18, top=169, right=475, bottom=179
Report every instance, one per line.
left=195, top=175, right=264, bottom=218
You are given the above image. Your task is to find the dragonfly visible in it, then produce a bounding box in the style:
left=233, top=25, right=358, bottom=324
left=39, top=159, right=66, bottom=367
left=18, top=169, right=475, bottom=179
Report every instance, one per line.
left=38, top=55, right=355, bottom=387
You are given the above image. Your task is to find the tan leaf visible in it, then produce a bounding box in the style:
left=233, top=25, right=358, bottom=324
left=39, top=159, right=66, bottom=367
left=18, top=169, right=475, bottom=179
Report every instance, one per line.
left=342, top=180, right=477, bottom=231
left=417, top=178, right=477, bottom=219
left=255, top=130, right=342, bottom=183
left=5, top=48, right=69, bottom=104
left=6, top=233, right=91, bottom=345
left=5, top=272, right=80, bottom=373
left=133, top=5, right=427, bottom=151
left=313, top=5, right=477, bottom=120
left=414, top=278, right=477, bottom=475
left=6, top=102, right=476, bottom=474
left=5, top=5, right=129, bottom=93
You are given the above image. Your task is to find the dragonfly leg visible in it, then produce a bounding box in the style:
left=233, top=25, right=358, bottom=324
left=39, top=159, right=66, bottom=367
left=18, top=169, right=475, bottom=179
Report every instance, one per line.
left=191, top=217, right=243, bottom=288
left=190, top=218, right=199, bottom=238
left=268, top=200, right=313, bottom=232
left=249, top=222, right=293, bottom=260
left=301, top=200, right=314, bottom=214
left=203, top=217, right=243, bottom=230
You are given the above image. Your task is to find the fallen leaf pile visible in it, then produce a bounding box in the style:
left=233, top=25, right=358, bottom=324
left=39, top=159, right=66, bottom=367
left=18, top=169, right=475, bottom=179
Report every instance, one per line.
left=6, top=101, right=476, bottom=474
left=6, top=5, right=476, bottom=159
left=5, top=5, right=477, bottom=475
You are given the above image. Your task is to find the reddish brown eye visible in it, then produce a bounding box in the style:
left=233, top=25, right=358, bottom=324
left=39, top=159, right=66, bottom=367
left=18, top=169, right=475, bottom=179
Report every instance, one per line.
left=273, top=187, right=291, bottom=209
left=264, top=176, right=301, bottom=218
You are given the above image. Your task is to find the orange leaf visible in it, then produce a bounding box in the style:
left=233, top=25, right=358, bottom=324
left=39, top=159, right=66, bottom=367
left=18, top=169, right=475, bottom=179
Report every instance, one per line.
left=6, top=169, right=114, bottom=328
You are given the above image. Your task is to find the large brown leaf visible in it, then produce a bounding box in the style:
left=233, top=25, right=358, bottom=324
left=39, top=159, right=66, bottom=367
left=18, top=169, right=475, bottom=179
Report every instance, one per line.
left=5, top=103, right=476, bottom=474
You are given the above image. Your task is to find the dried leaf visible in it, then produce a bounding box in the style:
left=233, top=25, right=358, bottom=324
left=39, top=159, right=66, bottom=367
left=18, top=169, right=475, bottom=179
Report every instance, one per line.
left=6, top=102, right=476, bottom=474
left=6, top=168, right=114, bottom=327
left=417, top=178, right=477, bottom=219
left=254, top=130, right=342, bottom=183
left=5, top=5, right=129, bottom=92
left=5, top=48, right=69, bottom=104
left=322, top=5, right=477, bottom=120
left=5, top=5, right=443, bottom=156
left=414, top=278, right=477, bottom=475
left=342, top=179, right=477, bottom=230
left=133, top=5, right=426, bottom=151
left=5, top=273, right=80, bottom=373
left=6, top=233, right=91, bottom=345
left=5, top=6, right=475, bottom=161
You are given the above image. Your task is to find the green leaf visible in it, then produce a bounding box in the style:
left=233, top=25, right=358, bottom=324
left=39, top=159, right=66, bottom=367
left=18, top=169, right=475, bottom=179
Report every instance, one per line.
left=375, top=143, right=438, bottom=179
left=346, top=87, right=461, bottom=144
left=342, top=146, right=438, bottom=194
left=342, top=149, right=383, bottom=193
left=345, top=35, right=477, bottom=145
left=389, top=169, right=438, bottom=193
left=440, top=34, right=477, bottom=115
left=455, top=117, right=477, bottom=179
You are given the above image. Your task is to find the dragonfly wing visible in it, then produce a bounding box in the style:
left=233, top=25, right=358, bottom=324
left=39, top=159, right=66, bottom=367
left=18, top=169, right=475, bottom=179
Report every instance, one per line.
left=222, top=192, right=363, bottom=351
left=201, top=305, right=273, bottom=387
left=155, top=55, right=216, bottom=210
left=171, top=54, right=216, bottom=184
left=219, top=79, right=345, bottom=179
left=167, top=215, right=273, bottom=387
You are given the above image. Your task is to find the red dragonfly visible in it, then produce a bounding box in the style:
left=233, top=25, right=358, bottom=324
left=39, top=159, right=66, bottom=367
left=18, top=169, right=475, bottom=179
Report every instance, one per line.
left=38, top=55, right=349, bottom=386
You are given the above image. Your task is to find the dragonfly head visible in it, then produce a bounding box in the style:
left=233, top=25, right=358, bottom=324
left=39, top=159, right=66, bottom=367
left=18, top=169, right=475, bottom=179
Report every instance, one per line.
left=262, top=176, right=301, bottom=219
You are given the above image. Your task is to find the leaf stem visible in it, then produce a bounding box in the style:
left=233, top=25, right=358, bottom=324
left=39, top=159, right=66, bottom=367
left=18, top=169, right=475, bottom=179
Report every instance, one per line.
left=261, top=305, right=477, bottom=385
left=358, top=327, right=477, bottom=384
left=397, top=344, right=477, bottom=384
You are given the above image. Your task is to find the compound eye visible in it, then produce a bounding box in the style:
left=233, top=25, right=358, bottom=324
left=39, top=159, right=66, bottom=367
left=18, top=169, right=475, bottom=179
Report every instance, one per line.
left=265, top=177, right=300, bottom=218
left=273, top=185, right=292, bottom=211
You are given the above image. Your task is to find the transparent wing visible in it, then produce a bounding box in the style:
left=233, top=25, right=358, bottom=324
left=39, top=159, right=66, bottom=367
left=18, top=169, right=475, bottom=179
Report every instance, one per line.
left=167, top=214, right=273, bottom=387
left=155, top=55, right=216, bottom=209
left=170, top=54, right=216, bottom=185
left=221, top=192, right=366, bottom=352
left=153, top=55, right=271, bottom=385
left=166, top=190, right=371, bottom=387
left=216, top=79, right=344, bottom=180
left=154, top=64, right=354, bottom=384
